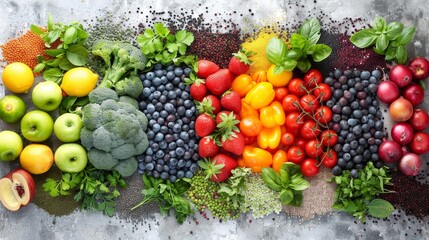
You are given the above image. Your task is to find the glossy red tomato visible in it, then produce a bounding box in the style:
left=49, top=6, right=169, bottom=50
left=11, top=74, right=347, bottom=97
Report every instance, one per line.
left=285, top=112, right=304, bottom=130
left=282, top=94, right=300, bottom=113
left=315, top=106, right=332, bottom=124
left=300, top=120, right=321, bottom=140
left=294, top=138, right=307, bottom=150
left=287, top=146, right=306, bottom=164
left=313, top=83, right=332, bottom=102
left=304, top=69, right=323, bottom=89
left=320, top=149, right=338, bottom=168
left=275, top=87, right=288, bottom=102
left=301, top=158, right=320, bottom=177
left=320, top=129, right=338, bottom=147
left=281, top=132, right=295, bottom=147
left=287, top=78, right=307, bottom=97
left=300, top=94, right=319, bottom=112
left=305, top=139, right=323, bottom=158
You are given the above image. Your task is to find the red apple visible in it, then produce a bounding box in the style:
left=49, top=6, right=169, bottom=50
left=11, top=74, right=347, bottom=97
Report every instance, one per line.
left=408, top=57, right=429, bottom=80
left=402, top=83, right=424, bottom=106
left=0, top=168, right=36, bottom=211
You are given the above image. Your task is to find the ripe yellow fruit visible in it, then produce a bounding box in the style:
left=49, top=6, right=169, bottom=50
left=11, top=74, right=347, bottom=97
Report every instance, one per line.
left=1, top=62, right=35, bottom=93
left=60, top=67, right=98, bottom=97
left=266, top=65, right=293, bottom=87
left=19, top=144, right=54, bottom=174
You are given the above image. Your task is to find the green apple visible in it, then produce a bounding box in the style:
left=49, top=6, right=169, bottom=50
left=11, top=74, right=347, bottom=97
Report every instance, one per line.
left=54, top=113, right=83, bottom=142
left=0, top=131, right=23, bottom=161
left=20, top=110, right=54, bottom=142
left=0, top=95, right=26, bottom=123
left=32, top=81, right=62, bottom=112
left=54, top=143, right=88, bottom=173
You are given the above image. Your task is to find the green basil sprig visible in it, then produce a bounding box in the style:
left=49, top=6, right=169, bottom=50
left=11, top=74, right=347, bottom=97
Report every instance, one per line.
left=350, top=16, right=416, bottom=64
left=266, top=18, right=332, bottom=73
left=261, top=162, right=310, bottom=207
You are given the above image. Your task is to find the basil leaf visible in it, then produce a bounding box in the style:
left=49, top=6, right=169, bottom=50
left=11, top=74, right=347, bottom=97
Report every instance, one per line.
left=396, top=45, right=407, bottom=64
left=47, top=29, right=61, bottom=44
left=375, top=34, right=389, bottom=52
left=298, top=18, right=321, bottom=46
left=367, top=198, right=394, bottom=218
left=290, top=33, right=308, bottom=50
left=63, top=26, right=77, bottom=45
left=350, top=29, right=378, bottom=48
left=281, top=162, right=301, bottom=176
left=273, top=65, right=285, bottom=75
left=297, top=59, right=311, bottom=73
left=66, top=45, right=88, bottom=66
left=290, top=177, right=310, bottom=191
left=308, top=44, right=332, bottom=62
left=288, top=190, right=303, bottom=207
left=44, top=49, right=64, bottom=57
left=33, top=63, right=45, bottom=73
left=279, top=169, right=289, bottom=186
left=385, top=45, right=397, bottom=60
left=397, top=25, right=416, bottom=45
left=59, top=58, right=74, bottom=71
left=373, top=16, right=386, bottom=32
left=31, top=24, right=45, bottom=35
left=43, top=68, right=63, bottom=84
left=279, top=189, right=294, bottom=204
left=282, top=59, right=297, bottom=71
left=266, top=37, right=287, bottom=65
left=285, top=49, right=303, bottom=59
left=418, top=80, right=426, bottom=90
left=261, top=167, right=282, bottom=192
left=47, top=14, right=54, bottom=31
left=386, top=22, right=403, bottom=40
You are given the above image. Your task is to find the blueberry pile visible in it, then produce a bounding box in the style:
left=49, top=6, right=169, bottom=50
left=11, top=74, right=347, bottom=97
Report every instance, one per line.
left=325, top=69, right=386, bottom=178
left=137, top=64, right=200, bottom=182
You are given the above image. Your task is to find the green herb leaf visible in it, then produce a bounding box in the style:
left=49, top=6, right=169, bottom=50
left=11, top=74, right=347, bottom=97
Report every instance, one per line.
left=34, top=63, right=45, bottom=73
left=43, top=68, right=63, bottom=83
left=290, top=33, right=308, bottom=50
left=375, top=34, right=389, bottom=52
left=31, top=24, right=45, bottom=35
left=285, top=49, right=303, bottom=59
left=266, top=37, right=287, bottom=65
left=386, top=22, right=403, bottom=40
left=367, top=198, right=395, bottom=218
left=396, top=45, right=407, bottom=64
left=153, top=22, right=169, bottom=38
left=63, top=26, right=78, bottom=45
left=59, top=58, right=74, bottom=71
left=385, top=45, right=397, bottom=60
left=397, top=25, right=416, bottom=45
left=66, top=45, right=88, bottom=66
left=44, top=49, right=64, bottom=57
left=281, top=59, right=297, bottom=71
left=373, top=16, right=386, bottom=32
left=298, top=18, right=321, bottom=46
left=296, top=59, right=312, bottom=73
left=350, top=28, right=378, bottom=48
left=307, top=44, right=332, bottom=62
left=261, top=167, right=283, bottom=191
left=289, top=177, right=310, bottom=191
left=279, top=189, right=294, bottom=204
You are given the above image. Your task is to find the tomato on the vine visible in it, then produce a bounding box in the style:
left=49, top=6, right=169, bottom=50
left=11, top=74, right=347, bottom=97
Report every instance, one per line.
left=304, top=69, right=323, bottom=89
left=300, top=94, right=319, bottom=112
left=282, top=94, right=300, bottom=113
left=305, top=139, right=323, bottom=158
left=320, top=149, right=337, bottom=168
left=301, top=158, right=320, bottom=177
left=275, top=87, right=288, bottom=102
left=313, top=83, right=332, bottom=102
left=294, top=138, right=307, bottom=150
left=281, top=132, right=295, bottom=147
left=315, top=106, right=332, bottom=124
left=320, top=129, right=338, bottom=147
left=299, top=120, right=321, bottom=140
left=287, top=78, right=307, bottom=97
left=285, top=112, right=304, bottom=130
left=239, top=116, right=262, bottom=137
left=287, top=146, right=306, bottom=164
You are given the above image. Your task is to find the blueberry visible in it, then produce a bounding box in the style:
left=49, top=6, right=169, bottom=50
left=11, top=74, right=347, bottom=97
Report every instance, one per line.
left=160, top=76, right=168, bottom=84
left=177, top=159, right=185, bottom=168
left=172, top=77, right=181, bottom=85
left=338, top=158, right=347, bottom=168
left=332, top=166, right=342, bottom=176
left=174, top=67, right=184, bottom=76
left=167, top=91, right=177, bottom=100
left=177, top=170, right=185, bottom=178
left=169, top=175, right=177, bottom=182
left=160, top=110, right=168, bottom=118
left=146, top=72, right=155, bottom=80
left=156, top=150, right=165, bottom=159
left=169, top=158, right=178, bottom=167
left=360, top=71, right=371, bottom=80
left=347, top=118, right=358, bottom=127
left=179, top=132, right=189, bottom=140
left=142, top=87, right=151, bottom=97
left=351, top=169, right=359, bottom=178
left=185, top=109, right=194, bottom=118
left=167, top=71, right=175, bottom=80
left=146, top=162, right=154, bottom=170
left=154, top=133, right=164, bottom=142
left=185, top=171, right=194, bottom=178
left=372, top=69, right=381, bottom=79
left=176, top=147, right=185, bottom=157
left=139, top=101, right=147, bottom=111
left=343, top=153, right=351, bottom=161
left=160, top=172, right=169, bottom=180
left=152, top=111, right=160, bottom=119
left=176, top=139, right=185, bottom=147
left=177, top=106, right=186, bottom=116
left=173, top=123, right=181, bottom=133
left=342, top=143, right=351, bottom=153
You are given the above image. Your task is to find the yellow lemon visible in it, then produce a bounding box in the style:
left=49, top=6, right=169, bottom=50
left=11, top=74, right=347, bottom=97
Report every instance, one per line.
left=266, top=65, right=293, bottom=87
left=19, top=144, right=54, bottom=174
left=1, top=62, right=35, bottom=93
left=60, top=67, right=98, bottom=97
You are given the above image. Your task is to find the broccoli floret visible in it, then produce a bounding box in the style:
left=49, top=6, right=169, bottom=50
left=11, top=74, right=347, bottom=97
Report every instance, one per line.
left=82, top=103, right=102, bottom=130
left=115, top=75, right=143, bottom=99
left=88, top=87, right=118, bottom=104
left=87, top=149, right=118, bottom=170
left=113, top=157, right=138, bottom=177
left=100, top=99, right=120, bottom=111
left=135, top=132, right=149, bottom=154
left=136, top=111, right=148, bottom=132
left=119, top=96, right=139, bottom=109
left=92, top=126, right=112, bottom=152
left=117, top=101, right=138, bottom=115
left=111, top=144, right=136, bottom=160
left=80, top=127, right=94, bottom=150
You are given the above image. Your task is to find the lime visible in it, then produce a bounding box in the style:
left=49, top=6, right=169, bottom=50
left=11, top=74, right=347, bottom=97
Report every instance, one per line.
left=0, top=95, right=26, bottom=123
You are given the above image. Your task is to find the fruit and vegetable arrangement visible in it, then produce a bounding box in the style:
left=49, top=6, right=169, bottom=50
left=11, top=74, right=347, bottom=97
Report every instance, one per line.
left=0, top=11, right=428, bottom=227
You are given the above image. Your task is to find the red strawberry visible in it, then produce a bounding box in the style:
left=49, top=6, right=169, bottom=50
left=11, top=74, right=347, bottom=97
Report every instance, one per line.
left=197, top=95, right=221, bottom=115
left=190, top=82, right=207, bottom=101
left=215, top=111, right=240, bottom=125
left=228, top=49, right=253, bottom=75
left=198, top=60, right=220, bottom=78
left=198, top=153, right=238, bottom=182
left=198, top=136, right=219, bottom=158
left=205, top=69, right=233, bottom=96
left=221, top=90, right=242, bottom=113
left=195, top=113, right=216, bottom=137
left=221, top=131, right=245, bottom=155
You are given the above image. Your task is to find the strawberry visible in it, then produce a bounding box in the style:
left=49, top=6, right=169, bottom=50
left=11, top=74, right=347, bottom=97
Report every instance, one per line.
left=221, top=131, right=245, bottom=155
left=228, top=49, right=253, bottom=75
left=197, top=95, right=221, bottom=115
left=198, top=153, right=238, bottom=182
left=195, top=113, right=216, bottom=137
left=185, top=73, right=207, bottom=101
left=216, top=111, right=240, bottom=131
left=215, top=111, right=240, bottom=125
left=220, top=90, right=242, bottom=113
left=198, top=136, right=219, bottom=158
left=197, top=60, right=220, bottom=78
left=205, top=69, right=233, bottom=96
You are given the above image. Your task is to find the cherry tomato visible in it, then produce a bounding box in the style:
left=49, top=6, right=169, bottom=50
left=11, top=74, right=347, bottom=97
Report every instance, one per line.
left=294, top=138, right=307, bottom=150
left=282, top=94, right=300, bottom=113
left=305, top=139, right=323, bottom=158
left=315, top=106, right=333, bottom=124
left=240, top=116, right=263, bottom=137
left=313, top=83, right=332, bottom=102
left=287, top=78, right=307, bottom=97
left=304, top=69, right=323, bottom=89
left=272, top=149, right=288, bottom=172
left=320, top=129, right=338, bottom=147
left=287, top=146, right=306, bottom=164
left=275, top=87, right=288, bottom=102
left=299, top=120, right=322, bottom=140
left=244, top=135, right=257, bottom=145
left=281, top=132, right=295, bottom=147
left=300, top=158, right=320, bottom=177
left=285, top=112, right=304, bottom=130
left=299, top=94, right=319, bottom=112
left=320, top=149, right=337, bottom=168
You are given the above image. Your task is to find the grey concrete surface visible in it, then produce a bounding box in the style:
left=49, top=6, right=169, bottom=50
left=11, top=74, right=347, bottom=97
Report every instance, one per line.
left=1, top=0, right=429, bottom=239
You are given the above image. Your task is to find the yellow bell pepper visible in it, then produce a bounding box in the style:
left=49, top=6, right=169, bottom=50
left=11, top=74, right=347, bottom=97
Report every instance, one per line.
left=259, top=101, right=285, bottom=128
left=257, top=125, right=281, bottom=149
left=242, top=146, right=273, bottom=173
left=231, top=74, right=256, bottom=97
left=244, top=82, right=275, bottom=109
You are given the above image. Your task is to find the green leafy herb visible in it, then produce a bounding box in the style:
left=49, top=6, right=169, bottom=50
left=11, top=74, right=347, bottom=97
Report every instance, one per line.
left=218, top=167, right=252, bottom=208
left=332, top=162, right=394, bottom=222
left=136, top=22, right=198, bottom=70
left=261, top=162, right=310, bottom=207
left=350, top=16, right=416, bottom=64
left=132, top=174, right=193, bottom=224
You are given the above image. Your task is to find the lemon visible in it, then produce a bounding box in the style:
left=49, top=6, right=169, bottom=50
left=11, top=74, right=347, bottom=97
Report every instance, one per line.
left=0, top=95, right=26, bottom=123
left=19, top=144, right=54, bottom=174
left=1, top=62, right=35, bottom=93
left=60, top=67, right=98, bottom=97
left=266, top=65, right=293, bottom=87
